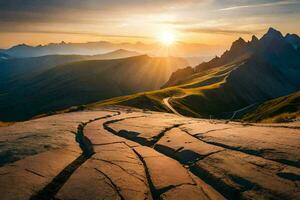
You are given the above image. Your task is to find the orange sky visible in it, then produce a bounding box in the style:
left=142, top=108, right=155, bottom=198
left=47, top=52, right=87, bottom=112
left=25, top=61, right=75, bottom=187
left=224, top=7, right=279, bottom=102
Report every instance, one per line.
left=0, top=0, right=299, bottom=49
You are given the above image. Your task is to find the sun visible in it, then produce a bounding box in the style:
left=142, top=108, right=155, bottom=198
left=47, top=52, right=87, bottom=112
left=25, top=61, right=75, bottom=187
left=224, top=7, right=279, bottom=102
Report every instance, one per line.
left=159, top=31, right=176, bottom=46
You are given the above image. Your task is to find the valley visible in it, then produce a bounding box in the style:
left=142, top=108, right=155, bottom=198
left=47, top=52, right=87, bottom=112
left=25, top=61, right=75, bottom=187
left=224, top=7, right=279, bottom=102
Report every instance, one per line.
left=95, top=28, right=300, bottom=123
left=1, top=28, right=299, bottom=123
left=1, top=1, right=300, bottom=200
left=0, top=54, right=187, bottom=121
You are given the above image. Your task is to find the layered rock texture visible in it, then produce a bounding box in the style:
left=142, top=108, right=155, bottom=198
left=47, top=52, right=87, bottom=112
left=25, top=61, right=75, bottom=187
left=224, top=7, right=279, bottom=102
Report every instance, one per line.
left=0, top=107, right=299, bottom=200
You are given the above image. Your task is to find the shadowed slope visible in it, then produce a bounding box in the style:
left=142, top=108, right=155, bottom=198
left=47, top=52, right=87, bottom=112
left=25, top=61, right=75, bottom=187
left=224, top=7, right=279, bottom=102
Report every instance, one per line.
left=243, top=91, right=300, bottom=123
left=94, top=28, right=300, bottom=121
left=0, top=55, right=187, bottom=121
left=0, top=49, right=140, bottom=91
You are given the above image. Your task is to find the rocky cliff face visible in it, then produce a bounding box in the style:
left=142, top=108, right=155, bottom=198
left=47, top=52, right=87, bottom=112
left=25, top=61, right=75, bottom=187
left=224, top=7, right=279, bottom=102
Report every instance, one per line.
left=191, top=28, right=300, bottom=75
left=165, top=27, right=300, bottom=94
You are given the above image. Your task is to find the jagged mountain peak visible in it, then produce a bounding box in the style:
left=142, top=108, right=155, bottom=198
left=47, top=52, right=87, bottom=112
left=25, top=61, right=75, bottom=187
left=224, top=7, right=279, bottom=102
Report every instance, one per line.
left=267, top=27, right=281, bottom=34
left=160, top=27, right=300, bottom=122
left=285, top=33, right=300, bottom=40
left=262, top=27, right=284, bottom=40
left=285, top=33, right=300, bottom=50
left=191, top=27, right=300, bottom=80
left=286, top=33, right=294, bottom=37
left=251, top=35, right=259, bottom=43
left=230, top=37, right=247, bottom=50
left=14, top=43, right=31, bottom=48
left=234, top=37, right=246, bottom=44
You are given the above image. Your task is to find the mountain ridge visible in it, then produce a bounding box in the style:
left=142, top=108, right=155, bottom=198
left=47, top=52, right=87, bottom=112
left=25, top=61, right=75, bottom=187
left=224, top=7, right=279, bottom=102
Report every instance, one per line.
left=2, top=40, right=222, bottom=58
left=167, top=27, right=300, bottom=87
left=96, top=28, right=300, bottom=121
left=0, top=55, right=187, bottom=121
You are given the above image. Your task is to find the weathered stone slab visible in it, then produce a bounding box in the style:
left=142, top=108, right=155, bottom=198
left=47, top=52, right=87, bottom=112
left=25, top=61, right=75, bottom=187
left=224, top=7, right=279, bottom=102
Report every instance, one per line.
left=133, top=146, right=225, bottom=199
left=134, top=146, right=194, bottom=190
left=181, top=121, right=241, bottom=136
left=57, top=143, right=151, bottom=200
left=161, top=184, right=211, bottom=200
left=1, top=107, right=299, bottom=200
left=0, top=149, right=79, bottom=200
left=55, top=159, right=120, bottom=200
left=0, top=110, right=113, bottom=165
left=84, top=114, right=141, bottom=148
left=194, top=126, right=300, bottom=167
left=194, top=150, right=300, bottom=199
left=155, top=128, right=223, bottom=164
left=188, top=172, right=226, bottom=200
left=109, top=113, right=190, bottom=143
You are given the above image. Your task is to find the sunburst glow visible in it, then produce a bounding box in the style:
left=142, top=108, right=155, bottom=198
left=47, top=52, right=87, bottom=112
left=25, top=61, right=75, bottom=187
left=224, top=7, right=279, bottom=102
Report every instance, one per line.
left=159, top=31, right=176, bottom=46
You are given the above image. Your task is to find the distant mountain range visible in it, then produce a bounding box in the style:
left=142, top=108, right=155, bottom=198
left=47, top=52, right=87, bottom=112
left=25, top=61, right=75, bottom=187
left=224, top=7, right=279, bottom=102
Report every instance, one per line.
left=97, top=28, right=300, bottom=122
left=0, top=54, right=187, bottom=121
left=2, top=27, right=299, bottom=123
left=2, top=41, right=136, bottom=58
left=1, top=41, right=222, bottom=62
left=0, top=49, right=140, bottom=92
left=0, top=52, right=12, bottom=60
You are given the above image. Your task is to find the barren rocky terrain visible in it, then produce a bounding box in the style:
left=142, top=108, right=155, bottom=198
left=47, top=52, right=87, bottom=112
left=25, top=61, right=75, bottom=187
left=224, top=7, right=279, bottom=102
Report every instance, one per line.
left=0, top=107, right=299, bottom=200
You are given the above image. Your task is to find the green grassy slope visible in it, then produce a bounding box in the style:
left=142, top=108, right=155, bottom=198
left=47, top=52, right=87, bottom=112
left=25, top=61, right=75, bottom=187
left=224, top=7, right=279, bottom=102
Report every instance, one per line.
left=89, top=60, right=243, bottom=118
left=92, top=29, right=300, bottom=122
left=91, top=56, right=300, bottom=120
left=242, top=91, right=300, bottom=123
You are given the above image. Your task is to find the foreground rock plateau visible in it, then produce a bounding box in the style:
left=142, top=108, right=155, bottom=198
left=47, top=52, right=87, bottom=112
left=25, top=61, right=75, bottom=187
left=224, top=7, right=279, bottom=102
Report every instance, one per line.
left=0, top=107, right=299, bottom=200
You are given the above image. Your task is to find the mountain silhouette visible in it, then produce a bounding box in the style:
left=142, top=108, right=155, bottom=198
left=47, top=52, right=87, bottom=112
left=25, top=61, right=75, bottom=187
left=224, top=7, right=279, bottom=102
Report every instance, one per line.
left=0, top=55, right=187, bottom=121
left=0, top=49, right=140, bottom=93
left=285, top=33, right=300, bottom=51
left=2, top=41, right=221, bottom=58
left=103, top=28, right=300, bottom=120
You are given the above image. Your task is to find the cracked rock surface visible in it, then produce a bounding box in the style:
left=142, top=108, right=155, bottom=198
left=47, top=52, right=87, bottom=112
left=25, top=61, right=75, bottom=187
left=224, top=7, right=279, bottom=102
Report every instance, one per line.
left=0, top=106, right=299, bottom=200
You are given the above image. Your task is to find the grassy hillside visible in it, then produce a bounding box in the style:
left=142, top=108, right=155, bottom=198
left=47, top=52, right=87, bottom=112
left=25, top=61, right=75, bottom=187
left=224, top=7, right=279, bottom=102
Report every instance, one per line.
left=242, top=91, right=300, bottom=123
left=3, top=28, right=300, bottom=123
left=90, top=60, right=243, bottom=118
left=91, top=55, right=300, bottom=120
left=92, top=29, right=300, bottom=123
left=0, top=55, right=187, bottom=121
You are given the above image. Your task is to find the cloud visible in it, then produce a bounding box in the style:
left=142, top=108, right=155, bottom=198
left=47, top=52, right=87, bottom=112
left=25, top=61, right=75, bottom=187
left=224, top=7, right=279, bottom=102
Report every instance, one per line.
left=183, top=27, right=264, bottom=35
left=0, top=0, right=199, bottom=13
left=0, top=29, right=151, bottom=39
left=0, top=0, right=200, bottom=28
left=1, top=0, right=300, bottom=47
left=218, top=0, right=300, bottom=11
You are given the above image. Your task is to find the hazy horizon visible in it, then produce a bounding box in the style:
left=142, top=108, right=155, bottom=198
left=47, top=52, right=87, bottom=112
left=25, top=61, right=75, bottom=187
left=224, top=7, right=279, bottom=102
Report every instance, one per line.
left=0, top=2, right=299, bottom=199
left=1, top=0, right=300, bottom=49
